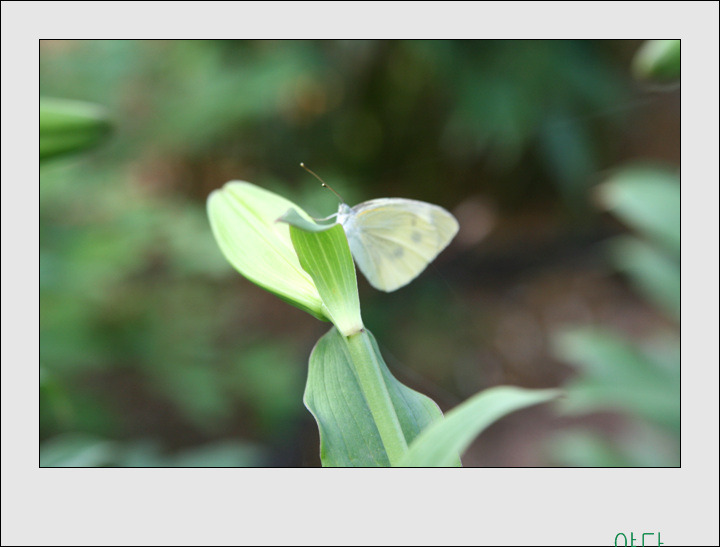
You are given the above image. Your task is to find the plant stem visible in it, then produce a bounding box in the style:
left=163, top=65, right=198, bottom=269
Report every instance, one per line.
left=344, top=329, right=408, bottom=466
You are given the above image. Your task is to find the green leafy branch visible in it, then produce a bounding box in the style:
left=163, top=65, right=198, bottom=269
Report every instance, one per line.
left=208, top=181, right=558, bottom=466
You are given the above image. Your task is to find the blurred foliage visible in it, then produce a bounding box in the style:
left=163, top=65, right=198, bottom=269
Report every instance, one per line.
left=40, top=434, right=265, bottom=467
left=600, top=166, right=680, bottom=320
left=545, top=39, right=679, bottom=468
left=40, top=98, right=112, bottom=161
left=39, top=40, right=638, bottom=210
left=40, top=40, right=677, bottom=466
left=632, top=40, right=680, bottom=85
left=548, top=165, right=680, bottom=467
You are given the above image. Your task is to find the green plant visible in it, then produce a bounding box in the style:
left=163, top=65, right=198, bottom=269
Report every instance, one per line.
left=208, top=181, right=559, bottom=466
left=632, top=39, right=680, bottom=84
left=39, top=40, right=671, bottom=468
left=40, top=434, right=265, bottom=467
left=40, top=98, right=112, bottom=161
left=546, top=39, right=680, bottom=467
left=548, top=165, right=680, bottom=466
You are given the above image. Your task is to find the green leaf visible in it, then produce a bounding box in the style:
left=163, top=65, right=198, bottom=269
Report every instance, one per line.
left=282, top=209, right=363, bottom=336
left=207, top=182, right=329, bottom=321
left=548, top=430, right=664, bottom=467
left=607, top=235, right=680, bottom=319
left=595, top=166, right=679, bottom=255
left=40, top=434, right=117, bottom=467
left=398, top=386, right=560, bottom=467
left=304, top=327, right=446, bottom=467
left=632, top=40, right=680, bottom=84
left=40, top=98, right=112, bottom=161
left=164, top=441, right=266, bottom=467
left=552, top=328, right=679, bottom=432
left=548, top=431, right=637, bottom=467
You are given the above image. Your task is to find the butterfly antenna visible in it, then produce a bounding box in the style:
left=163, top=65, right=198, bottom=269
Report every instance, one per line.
left=300, top=162, right=345, bottom=203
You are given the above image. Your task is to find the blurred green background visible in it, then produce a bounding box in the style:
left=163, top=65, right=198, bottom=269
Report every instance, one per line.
left=39, top=40, right=679, bottom=467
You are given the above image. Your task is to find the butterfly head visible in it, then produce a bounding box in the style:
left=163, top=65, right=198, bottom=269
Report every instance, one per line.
left=336, top=202, right=353, bottom=225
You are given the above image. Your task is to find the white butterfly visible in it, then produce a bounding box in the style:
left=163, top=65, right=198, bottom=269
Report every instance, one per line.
left=335, top=198, right=459, bottom=292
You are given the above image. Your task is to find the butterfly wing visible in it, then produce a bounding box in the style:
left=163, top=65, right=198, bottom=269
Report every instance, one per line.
left=341, top=198, right=459, bottom=292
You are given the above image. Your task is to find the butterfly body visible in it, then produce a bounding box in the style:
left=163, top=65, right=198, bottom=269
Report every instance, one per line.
left=336, top=198, right=459, bottom=292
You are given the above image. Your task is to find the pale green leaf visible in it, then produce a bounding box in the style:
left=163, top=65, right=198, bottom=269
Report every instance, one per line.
left=207, top=182, right=328, bottom=320
left=549, top=431, right=636, bottom=467
left=304, top=327, right=446, bottom=467
left=608, top=235, right=680, bottom=319
left=40, top=434, right=117, bottom=467
left=632, top=40, right=680, bottom=84
left=595, top=166, right=679, bottom=255
left=548, top=425, right=679, bottom=468
left=398, top=386, right=560, bottom=467
left=552, top=328, right=679, bottom=432
left=282, top=209, right=363, bottom=336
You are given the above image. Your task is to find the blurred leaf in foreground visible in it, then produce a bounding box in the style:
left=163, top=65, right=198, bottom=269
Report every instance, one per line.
left=607, top=235, right=680, bottom=320
left=40, top=98, right=112, bottom=161
left=548, top=427, right=679, bottom=467
left=41, top=436, right=268, bottom=467
left=595, top=165, right=680, bottom=255
left=632, top=40, right=680, bottom=84
left=40, top=434, right=117, bottom=467
left=552, top=327, right=679, bottom=434
left=595, top=164, right=680, bottom=320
